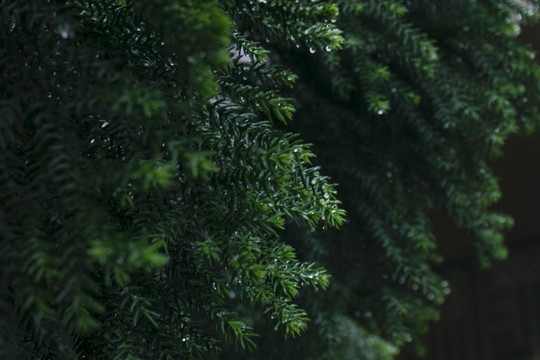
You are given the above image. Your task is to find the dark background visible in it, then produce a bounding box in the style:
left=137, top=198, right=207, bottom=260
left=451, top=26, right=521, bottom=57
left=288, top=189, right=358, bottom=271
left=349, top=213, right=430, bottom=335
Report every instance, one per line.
left=400, top=24, right=540, bottom=360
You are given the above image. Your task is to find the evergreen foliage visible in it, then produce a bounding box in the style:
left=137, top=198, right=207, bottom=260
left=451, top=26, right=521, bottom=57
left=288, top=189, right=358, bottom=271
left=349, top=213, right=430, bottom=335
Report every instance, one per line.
left=0, top=1, right=344, bottom=358
left=238, top=1, right=540, bottom=359
left=1, top=1, right=540, bottom=360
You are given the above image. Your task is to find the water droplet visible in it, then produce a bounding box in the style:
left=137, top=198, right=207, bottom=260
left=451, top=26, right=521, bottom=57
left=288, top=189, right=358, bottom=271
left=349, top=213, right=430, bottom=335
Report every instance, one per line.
left=309, top=47, right=316, bottom=54
left=101, top=121, right=110, bottom=128
left=377, top=109, right=384, bottom=115
left=522, top=97, right=528, bottom=103
left=456, top=57, right=462, bottom=63
left=325, top=46, right=331, bottom=52
left=58, top=23, right=72, bottom=39
left=323, top=193, right=329, bottom=199
left=398, top=277, right=405, bottom=284
left=463, top=25, right=470, bottom=32
left=427, top=293, right=435, bottom=300
left=90, top=139, right=95, bottom=144
left=406, top=335, right=412, bottom=343
left=411, top=283, right=419, bottom=291
left=407, top=231, right=414, bottom=238
left=364, top=311, right=372, bottom=318
left=386, top=171, right=392, bottom=178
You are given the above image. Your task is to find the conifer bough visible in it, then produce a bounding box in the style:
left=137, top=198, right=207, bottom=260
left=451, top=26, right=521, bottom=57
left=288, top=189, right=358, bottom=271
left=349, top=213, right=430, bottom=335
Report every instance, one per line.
left=1, top=1, right=539, bottom=359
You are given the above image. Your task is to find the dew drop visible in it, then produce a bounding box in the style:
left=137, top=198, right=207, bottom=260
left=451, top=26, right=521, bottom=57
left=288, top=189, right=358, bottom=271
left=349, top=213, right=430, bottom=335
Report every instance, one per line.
left=58, top=23, right=72, bottom=39
left=309, top=47, right=316, bottom=54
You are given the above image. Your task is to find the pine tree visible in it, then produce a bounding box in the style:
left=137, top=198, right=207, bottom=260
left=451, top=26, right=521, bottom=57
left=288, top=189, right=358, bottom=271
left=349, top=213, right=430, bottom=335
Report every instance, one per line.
left=2, top=1, right=540, bottom=360
left=0, top=1, right=344, bottom=359
left=230, top=1, right=540, bottom=359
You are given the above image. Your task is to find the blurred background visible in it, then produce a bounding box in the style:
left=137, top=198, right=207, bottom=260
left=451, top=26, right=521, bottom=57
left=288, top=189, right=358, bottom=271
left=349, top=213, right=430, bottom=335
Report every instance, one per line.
left=400, top=24, right=540, bottom=360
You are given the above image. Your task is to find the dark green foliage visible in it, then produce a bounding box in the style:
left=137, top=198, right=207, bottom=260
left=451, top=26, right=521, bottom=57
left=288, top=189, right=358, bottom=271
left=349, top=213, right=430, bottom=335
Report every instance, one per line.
left=238, top=0, right=540, bottom=358
left=2, top=0, right=540, bottom=360
left=0, top=1, right=344, bottom=358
